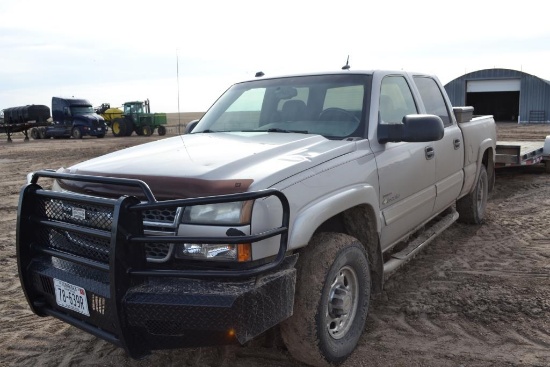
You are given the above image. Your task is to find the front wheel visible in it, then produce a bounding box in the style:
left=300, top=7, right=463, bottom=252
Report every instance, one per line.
left=72, top=127, right=82, bottom=139
left=457, top=164, right=488, bottom=224
left=280, top=232, right=371, bottom=366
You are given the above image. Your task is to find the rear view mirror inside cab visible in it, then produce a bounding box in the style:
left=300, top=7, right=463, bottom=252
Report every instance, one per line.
left=274, top=87, right=298, bottom=100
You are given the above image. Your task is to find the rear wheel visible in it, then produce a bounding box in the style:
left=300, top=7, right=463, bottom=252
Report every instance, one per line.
left=38, top=128, right=47, bottom=139
left=72, top=127, right=82, bottom=139
left=157, top=125, right=167, bottom=136
left=457, top=164, right=488, bottom=224
left=30, top=128, right=39, bottom=139
left=280, top=232, right=371, bottom=366
left=124, top=120, right=134, bottom=136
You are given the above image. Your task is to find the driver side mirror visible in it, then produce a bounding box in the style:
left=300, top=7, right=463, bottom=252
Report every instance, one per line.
left=185, top=119, right=199, bottom=134
left=378, top=114, right=444, bottom=144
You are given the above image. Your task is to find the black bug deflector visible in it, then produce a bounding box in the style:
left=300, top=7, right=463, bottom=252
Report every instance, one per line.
left=16, top=171, right=292, bottom=358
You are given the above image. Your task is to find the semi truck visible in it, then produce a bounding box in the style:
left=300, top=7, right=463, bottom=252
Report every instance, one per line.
left=31, top=97, right=107, bottom=139
left=17, top=69, right=497, bottom=366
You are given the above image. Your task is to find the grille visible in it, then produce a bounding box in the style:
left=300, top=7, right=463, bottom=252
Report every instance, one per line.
left=43, top=198, right=112, bottom=230
left=39, top=198, right=177, bottom=263
left=40, top=227, right=110, bottom=263
left=143, top=208, right=177, bottom=224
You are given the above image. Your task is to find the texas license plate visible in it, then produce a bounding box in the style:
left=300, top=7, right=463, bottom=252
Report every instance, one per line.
left=53, top=278, right=90, bottom=316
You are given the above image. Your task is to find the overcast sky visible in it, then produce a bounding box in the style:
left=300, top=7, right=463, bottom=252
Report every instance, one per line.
left=1, top=0, right=549, bottom=113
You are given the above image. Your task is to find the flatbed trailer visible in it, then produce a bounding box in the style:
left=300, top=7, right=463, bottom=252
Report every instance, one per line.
left=495, top=137, right=550, bottom=171
left=0, top=120, right=49, bottom=142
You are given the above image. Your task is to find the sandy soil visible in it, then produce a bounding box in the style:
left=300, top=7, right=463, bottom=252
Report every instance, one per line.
left=1, top=122, right=550, bottom=367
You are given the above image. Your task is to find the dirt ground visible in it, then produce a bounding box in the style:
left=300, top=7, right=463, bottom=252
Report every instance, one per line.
left=1, top=122, right=550, bottom=367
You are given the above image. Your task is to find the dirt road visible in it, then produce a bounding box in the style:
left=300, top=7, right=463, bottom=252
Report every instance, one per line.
left=1, top=123, right=550, bottom=367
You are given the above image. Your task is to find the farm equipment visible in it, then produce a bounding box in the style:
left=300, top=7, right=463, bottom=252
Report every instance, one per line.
left=0, top=105, right=50, bottom=142
left=95, top=103, right=123, bottom=126
left=110, top=99, right=167, bottom=137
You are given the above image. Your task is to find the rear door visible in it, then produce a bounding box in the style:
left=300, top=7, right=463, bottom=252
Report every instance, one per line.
left=373, top=75, right=437, bottom=250
left=413, top=76, right=464, bottom=214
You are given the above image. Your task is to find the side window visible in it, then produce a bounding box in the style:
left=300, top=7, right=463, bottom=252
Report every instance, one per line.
left=413, top=76, right=452, bottom=127
left=379, top=76, right=417, bottom=124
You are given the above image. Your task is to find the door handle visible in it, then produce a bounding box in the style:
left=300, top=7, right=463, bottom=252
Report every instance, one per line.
left=425, top=146, right=435, bottom=160
left=453, top=138, right=461, bottom=150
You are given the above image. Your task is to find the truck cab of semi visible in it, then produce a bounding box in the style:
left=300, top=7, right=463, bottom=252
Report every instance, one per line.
left=48, top=97, right=107, bottom=139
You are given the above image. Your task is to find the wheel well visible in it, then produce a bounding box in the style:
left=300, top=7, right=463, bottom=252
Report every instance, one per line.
left=315, top=205, right=383, bottom=293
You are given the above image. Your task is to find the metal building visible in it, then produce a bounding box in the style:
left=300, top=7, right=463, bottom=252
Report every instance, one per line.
left=444, top=68, right=550, bottom=123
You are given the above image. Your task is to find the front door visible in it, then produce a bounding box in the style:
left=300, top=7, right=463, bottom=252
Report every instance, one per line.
left=374, top=75, right=437, bottom=250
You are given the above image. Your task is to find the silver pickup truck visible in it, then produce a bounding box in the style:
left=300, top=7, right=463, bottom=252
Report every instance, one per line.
left=17, top=70, right=497, bottom=367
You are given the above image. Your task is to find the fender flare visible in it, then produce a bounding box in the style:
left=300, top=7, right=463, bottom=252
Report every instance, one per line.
left=289, top=184, right=381, bottom=250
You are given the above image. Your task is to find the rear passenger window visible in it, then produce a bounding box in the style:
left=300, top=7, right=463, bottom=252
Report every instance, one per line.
left=413, top=76, right=452, bottom=126
left=379, top=76, right=417, bottom=124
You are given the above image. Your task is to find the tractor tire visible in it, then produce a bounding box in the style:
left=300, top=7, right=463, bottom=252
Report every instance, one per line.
left=157, top=125, right=167, bottom=136
left=111, top=118, right=125, bottom=137
left=38, top=128, right=47, bottom=139
left=30, top=128, right=40, bottom=139
left=124, top=120, right=135, bottom=136
left=142, top=125, right=153, bottom=136
left=72, top=127, right=82, bottom=139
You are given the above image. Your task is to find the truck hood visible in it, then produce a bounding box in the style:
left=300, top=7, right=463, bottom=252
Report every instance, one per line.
left=74, top=113, right=105, bottom=123
left=60, top=132, right=356, bottom=199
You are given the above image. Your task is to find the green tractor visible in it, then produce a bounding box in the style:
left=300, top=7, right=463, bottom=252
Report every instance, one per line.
left=110, top=99, right=167, bottom=137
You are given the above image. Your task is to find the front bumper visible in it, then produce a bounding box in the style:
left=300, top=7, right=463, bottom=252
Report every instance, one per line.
left=17, top=171, right=292, bottom=358
left=26, top=254, right=296, bottom=356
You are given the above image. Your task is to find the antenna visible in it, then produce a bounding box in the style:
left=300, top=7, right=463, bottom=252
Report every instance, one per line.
left=255, top=71, right=265, bottom=77
left=342, top=56, right=350, bottom=70
left=176, top=49, right=181, bottom=134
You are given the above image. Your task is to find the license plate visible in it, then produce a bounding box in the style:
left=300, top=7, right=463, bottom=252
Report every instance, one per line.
left=53, top=278, right=90, bottom=316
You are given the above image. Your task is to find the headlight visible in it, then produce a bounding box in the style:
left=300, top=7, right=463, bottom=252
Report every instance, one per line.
left=177, top=200, right=254, bottom=262
left=181, top=200, right=253, bottom=225
left=176, top=243, right=252, bottom=262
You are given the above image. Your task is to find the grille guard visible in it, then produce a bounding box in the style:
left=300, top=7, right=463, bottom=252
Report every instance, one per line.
left=17, top=170, right=290, bottom=358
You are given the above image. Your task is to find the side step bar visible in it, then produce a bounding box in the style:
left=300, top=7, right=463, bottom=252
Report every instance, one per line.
left=383, top=209, right=459, bottom=281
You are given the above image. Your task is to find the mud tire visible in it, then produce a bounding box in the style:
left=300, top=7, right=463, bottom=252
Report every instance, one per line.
left=457, top=164, right=488, bottom=224
left=280, top=232, right=371, bottom=366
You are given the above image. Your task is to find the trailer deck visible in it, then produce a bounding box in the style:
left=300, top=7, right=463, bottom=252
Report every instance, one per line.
left=496, top=139, right=550, bottom=170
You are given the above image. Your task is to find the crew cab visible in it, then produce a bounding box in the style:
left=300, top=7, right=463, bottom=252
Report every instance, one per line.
left=17, top=70, right=497, bottom=367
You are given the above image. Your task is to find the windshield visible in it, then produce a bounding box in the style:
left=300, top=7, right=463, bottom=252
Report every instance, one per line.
left=192, top=74, right=370, bottom=139
left=70, top=106, right=94, bottom=115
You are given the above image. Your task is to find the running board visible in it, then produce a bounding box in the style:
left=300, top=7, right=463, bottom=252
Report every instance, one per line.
left=383, top=209, right=459, bottom=281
